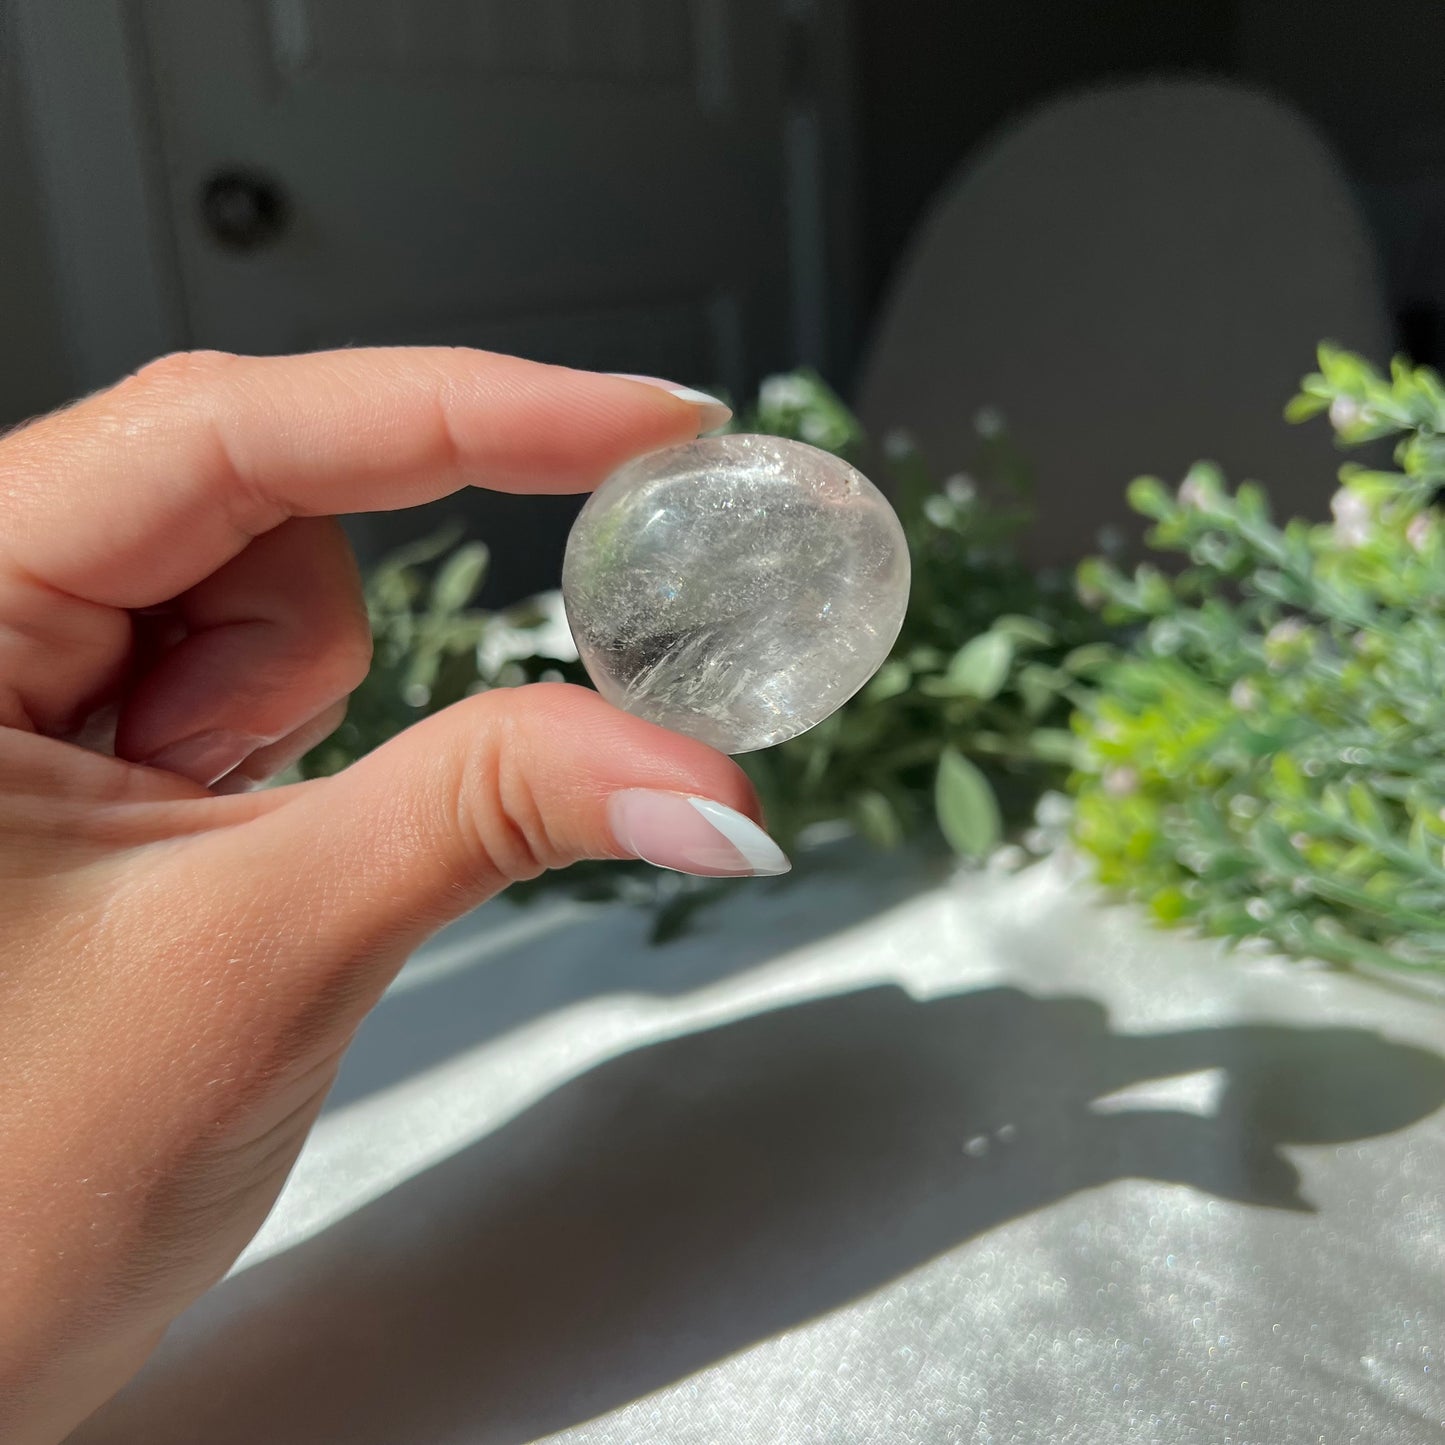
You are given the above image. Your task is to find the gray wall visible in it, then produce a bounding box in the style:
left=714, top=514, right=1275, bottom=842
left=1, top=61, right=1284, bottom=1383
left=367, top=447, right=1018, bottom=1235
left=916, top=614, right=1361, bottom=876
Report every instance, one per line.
left=855, top=0, right=1237, bottom=338
left=1237, top=0, right=1445, bottom=365
left=8, top=0, right=1445, bottom=430
left=854, top=0, right=1445, bottom=374
left=0, top=4, right=69, bottom=428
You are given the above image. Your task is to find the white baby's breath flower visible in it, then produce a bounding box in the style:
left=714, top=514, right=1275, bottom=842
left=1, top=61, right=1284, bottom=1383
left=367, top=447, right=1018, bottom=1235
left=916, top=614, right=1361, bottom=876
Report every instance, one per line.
left=477, top=589, right=578, bottom=673
left=1330, top=488, right=1372, bottom=547
left=1103, top=767, right=1138, bottom=797
left=1263, top=617, right=1311, bottom=672
left=1177, top=474, right=1219, bottom=512
left=1407, top=512, right=1435, bottom=552
left=1229, top=679, right=1259, bottom=711
left=974, top=406, right=1005, bottom=438
left=883, top=429, right=915, bottom=460
left=944, top=474, right=977, bottom=507
left=1328, top=394, right=1364, bottom=431
left=1095, top=524, right=1125, bottom=555
left=1265, top=618, right=1306, bottom=648
left=923, top=496, right=955, bottom=528
left=1034, top=791, right=1073, bottom=829
left=758, top=374, right=811, bottom=410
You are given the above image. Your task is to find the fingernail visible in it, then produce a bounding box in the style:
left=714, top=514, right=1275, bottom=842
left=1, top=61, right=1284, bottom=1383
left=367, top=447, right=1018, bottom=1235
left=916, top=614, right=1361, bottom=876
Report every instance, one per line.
left=609, top=790, right=790, bottom=877
left=142, top=730, right=269, bottom=788
left=211, top=770, right=263, bottom=796
left=606, top=374, right=733, bottom=433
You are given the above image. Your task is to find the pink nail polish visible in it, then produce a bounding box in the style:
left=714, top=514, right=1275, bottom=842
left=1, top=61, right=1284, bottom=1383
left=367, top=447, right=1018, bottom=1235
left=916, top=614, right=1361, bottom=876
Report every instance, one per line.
left=605, top=375, right=733, bottom=433
left=608, top=790, right=790, bottom=877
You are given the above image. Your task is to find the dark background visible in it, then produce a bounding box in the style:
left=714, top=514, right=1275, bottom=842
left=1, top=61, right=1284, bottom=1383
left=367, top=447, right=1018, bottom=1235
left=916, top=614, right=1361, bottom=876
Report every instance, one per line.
left=857, top=0, right=1445, bottom=367
left=2, top=0, right=1442, bottom=595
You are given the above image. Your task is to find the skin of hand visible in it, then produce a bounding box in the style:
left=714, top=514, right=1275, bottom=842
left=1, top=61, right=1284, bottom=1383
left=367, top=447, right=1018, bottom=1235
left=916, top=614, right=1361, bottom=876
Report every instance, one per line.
left=0, top=348, right=788, bottom=1442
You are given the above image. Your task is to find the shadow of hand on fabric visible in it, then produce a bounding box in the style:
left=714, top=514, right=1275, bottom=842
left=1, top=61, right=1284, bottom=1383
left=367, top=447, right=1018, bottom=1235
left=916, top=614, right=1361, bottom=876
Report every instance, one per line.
left=323, top=844, right=942, bottom=1114
left=77, top=985, right=1445, bottom=1445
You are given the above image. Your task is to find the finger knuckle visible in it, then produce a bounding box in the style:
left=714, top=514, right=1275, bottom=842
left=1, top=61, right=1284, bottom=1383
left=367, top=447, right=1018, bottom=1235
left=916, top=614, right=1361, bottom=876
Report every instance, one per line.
left=127, top=349, right=239, bottom=397
left=447, top=693, right=569, bottom=883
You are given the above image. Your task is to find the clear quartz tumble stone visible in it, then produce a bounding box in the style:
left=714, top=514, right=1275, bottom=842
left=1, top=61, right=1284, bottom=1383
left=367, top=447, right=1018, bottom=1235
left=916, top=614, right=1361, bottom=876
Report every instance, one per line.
left=562, top=434, right=911, bottom=754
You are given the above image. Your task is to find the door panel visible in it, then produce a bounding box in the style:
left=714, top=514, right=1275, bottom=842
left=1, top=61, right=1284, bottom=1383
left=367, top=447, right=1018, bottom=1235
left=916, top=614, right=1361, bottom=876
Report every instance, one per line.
left=131, top=0, right=845, bottom=597
left=138, top=0, right=795, bottom=398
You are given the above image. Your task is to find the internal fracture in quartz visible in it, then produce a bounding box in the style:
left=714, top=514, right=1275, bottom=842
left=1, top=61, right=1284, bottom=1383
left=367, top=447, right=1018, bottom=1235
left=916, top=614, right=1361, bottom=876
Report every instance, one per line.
left=562, top=434, right=910, bottom=754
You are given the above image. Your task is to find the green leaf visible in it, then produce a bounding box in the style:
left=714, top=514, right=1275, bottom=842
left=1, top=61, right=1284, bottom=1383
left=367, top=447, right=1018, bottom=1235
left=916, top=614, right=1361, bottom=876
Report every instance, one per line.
left=1016, top=663, right=1063, bottom=719
left=378, top=523, right=466, bottom=575
left=430, top=542, right=489, bottom=614
left=1234, top=483, right=1271, bottom=526
left=1317, top=341, right=1369, bottom=389
left=1346, top=782, right=1387, bottom=831
left=305, top=365, right=1136, bottom=950
left=1028, top=728, right=1079, bottom=766
left=851, top=789, right=905, bottom=849
left=1127, top=476, right=1172, bottom=520
left=934, top=748, right=1002, bottom=858
left=907, top=646, right=946, bottom=672
left=1284, top=392, right=1329, bottom=424
left=1063, top=643, right=1115, bottom=676
left=945, top=631, right=1014, bottom=699
left=991, top=613, right=1054, bottom=647
left=865, top=659, right=911, bottom=701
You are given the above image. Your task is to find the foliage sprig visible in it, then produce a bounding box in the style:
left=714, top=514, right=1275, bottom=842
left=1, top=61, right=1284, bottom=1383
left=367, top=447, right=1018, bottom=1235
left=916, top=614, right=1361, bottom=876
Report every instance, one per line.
left=1072, top=346, right=1445, bottom=975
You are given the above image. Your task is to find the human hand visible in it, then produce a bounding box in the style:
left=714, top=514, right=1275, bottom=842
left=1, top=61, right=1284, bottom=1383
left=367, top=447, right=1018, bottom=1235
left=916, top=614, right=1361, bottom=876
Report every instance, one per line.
left=0, top=349, right=788, bottom=1441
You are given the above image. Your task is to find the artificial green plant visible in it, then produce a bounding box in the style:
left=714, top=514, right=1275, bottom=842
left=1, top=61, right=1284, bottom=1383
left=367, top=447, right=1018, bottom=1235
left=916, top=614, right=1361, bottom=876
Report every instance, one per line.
left=1072, top=347, right=1445, bottom=976
left=728, top=374, right=1110, bottom=859
left=298, top=371, right=1106, bottom=936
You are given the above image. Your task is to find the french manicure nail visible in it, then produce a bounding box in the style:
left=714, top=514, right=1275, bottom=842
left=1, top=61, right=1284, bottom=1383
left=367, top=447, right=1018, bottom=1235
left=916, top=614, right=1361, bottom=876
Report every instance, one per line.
left=609, top=790, right=790, bottom=878
left=142, top=730, right=269, bottom=788
left=210, top=769, right=263, bottom=796
left=606, top=374, right=733, bottom=433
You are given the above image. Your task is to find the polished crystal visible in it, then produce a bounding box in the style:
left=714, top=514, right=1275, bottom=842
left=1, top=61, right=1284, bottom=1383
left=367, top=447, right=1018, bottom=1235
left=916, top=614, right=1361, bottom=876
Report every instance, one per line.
left=562, top=434, right=910, bottom=754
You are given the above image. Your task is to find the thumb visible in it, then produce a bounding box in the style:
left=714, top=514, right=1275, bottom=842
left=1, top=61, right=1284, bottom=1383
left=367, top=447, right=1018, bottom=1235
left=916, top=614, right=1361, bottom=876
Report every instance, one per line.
left=0, top=687, right=783, bottom=1433
left=240, top=681, right=788, bottom=977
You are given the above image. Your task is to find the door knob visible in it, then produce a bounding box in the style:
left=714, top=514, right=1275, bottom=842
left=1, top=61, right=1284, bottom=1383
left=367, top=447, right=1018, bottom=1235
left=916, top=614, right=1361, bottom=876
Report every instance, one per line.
left=200, top=169, right=290, bottom=252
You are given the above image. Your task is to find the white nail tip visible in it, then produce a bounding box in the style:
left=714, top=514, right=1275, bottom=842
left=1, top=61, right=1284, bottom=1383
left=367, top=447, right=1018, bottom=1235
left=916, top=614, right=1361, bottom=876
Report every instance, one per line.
left=665, top=385, right=730, bottom=409
left=685, top=797, right=791, bottom=876
left=605, top=374, right=732, bottom=418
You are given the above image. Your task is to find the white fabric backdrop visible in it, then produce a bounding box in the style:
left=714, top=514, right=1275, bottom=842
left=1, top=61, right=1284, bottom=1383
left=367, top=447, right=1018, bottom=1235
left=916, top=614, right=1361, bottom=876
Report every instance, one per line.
left=74, top=851, right=1445, bottom=1444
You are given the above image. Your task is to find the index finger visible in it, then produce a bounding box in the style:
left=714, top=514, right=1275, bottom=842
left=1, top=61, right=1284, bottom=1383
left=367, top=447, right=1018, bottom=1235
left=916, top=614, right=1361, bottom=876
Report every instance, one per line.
left=0, top=348, right=728, bottom=609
